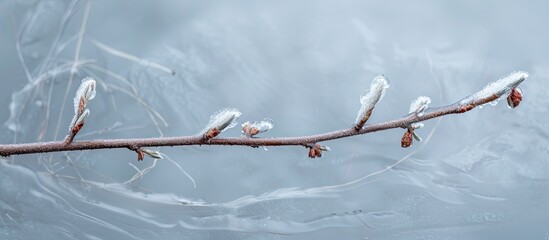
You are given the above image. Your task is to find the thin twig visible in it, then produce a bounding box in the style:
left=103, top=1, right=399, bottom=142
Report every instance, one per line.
left=0, top=99, right=480, bottom=157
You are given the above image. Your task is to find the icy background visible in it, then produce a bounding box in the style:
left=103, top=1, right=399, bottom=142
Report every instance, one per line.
left=1, top=0, right=549, bottom=239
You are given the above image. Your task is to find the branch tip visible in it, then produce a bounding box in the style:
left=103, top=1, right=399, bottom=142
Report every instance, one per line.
left=137, top=149, right=145, bottom=161
left=461, top=71, right=528, bottom=107
left=203, top=128, right=221, bottom=141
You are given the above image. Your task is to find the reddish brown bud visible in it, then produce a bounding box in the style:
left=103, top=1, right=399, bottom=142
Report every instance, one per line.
left=459, top=104, right=475, bottom=113
left=241, top=119, right=274, bottom=137
left=308, top=147, right=315, bottom=158
left=242, top=125, right=260, bottom=137
left=204, top=128, right=221, bottom=140
left=72, top=122, right=85, bottom=134
left=507, top=87, right=522, bottom=108
left=307, top=144, right=329, bottom=158
left=314, top=148, right=322, bottom=158
left=137, top=150, right=145, bottom=161
left=401, top=130, right=413, bottom=148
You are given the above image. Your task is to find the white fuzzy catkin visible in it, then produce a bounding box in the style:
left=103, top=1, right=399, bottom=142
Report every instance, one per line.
left=241, top=118, right=274, bottom=135
left=201, top=108, right=242, bottom=134
left=69, top=77, right=96, bottom=132
left=355, top=75, right=390, bottom=125
left=409, top=96, right=431, bottom=116
left=460, top=71, right=528, bottom=105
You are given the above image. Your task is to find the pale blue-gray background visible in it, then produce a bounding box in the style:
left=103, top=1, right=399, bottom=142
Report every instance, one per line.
left=1, top=0, right=548, bottom=239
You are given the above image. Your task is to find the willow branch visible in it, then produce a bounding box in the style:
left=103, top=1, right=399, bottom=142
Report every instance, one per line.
left=0, top=71, right=528, bottom=158
left=0, top=101, right=496, bottom=157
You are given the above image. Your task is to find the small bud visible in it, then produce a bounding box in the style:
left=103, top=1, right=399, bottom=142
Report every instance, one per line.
left=200, top=108, right=242, bottom=140
left=141, top=148, right=163, bottom=159
left=401, top=130, right=413, bottom=148
left=241, top=118, right=274, bottom=137
left=204, top=128, right=221, bottom=140
left=308, top=147, right=315, bottom=158
left=355, top=75, right=390, bottom=130
left=308, top=144, right=330, bottom=158
left=314, top=148, right=322, bottom=158
left=507, top=87, right=523, bottom=108
left=137, top=149, right=145, bottom=161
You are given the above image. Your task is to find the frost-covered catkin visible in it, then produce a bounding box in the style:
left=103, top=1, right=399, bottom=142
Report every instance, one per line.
left=354, top=75, right=390, bottom=130
left=69, top=77, right=96, bottom=133
left=201, top=108, right=242, bottom=140
left=409, top=96, right=431, bottom=117
left=74, top=77, right=96, bottom=115
left=241, top=118, right=274, bottom=137
left=460, top=71, right=528, bottom=106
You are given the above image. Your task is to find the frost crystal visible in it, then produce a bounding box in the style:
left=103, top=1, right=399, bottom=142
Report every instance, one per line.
left=201, top=108, right=242, bottom=136
left=354, top=75, right=390, bottom=127
left=460, top=71, right=528, bottom=105
left=409, top=96, right=431, bottom=117
left=241, top=118, right=274, bottom=137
